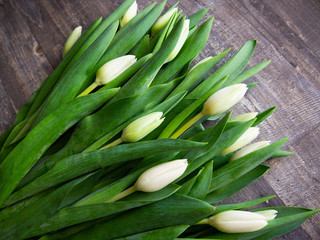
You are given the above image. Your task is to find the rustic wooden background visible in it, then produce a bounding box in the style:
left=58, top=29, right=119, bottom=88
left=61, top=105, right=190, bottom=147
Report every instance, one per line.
left=0, top=0, right=319, bottom=239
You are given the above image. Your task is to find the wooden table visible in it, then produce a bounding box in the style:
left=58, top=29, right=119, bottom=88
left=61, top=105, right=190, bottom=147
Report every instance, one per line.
left=0, top=0, right=319, bottom=239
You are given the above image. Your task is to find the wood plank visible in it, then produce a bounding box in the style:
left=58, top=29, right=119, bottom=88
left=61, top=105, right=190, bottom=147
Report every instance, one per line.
left=0, top=0, right=53, bottom=133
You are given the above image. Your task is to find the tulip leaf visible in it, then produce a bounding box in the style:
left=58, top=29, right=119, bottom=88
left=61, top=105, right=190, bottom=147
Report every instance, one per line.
left=178, top=168, right=203, bottom=195
left=214, top=195, right=276, bottom=214
left=151, top=17, right=214, bottom=86
left=188, top=160, right=213, bottom=200
left=189, top=8, right=209, bottom=29
left=168, top=48, right=231, bottom=99
left=0, top=178, right=88, bottom=240
left=205, top=164, right=270, bottom=204
left=68, top=194, right=214, bottom=240
left=0, top=89, right=119, bottom=206
left=114, top=225, right=189, bottom=240
left=129, top=34, right=151, bottom=59
left=21, top=81, right=180, bottom=186
left=5, top=139, right=206, bottom=206
left=188, top=40, right=257, bottom=99
left=252, top=106, right=277, bottom=127
left=209, top=138, right=288, bottom=192
left=23, top=185, right=181, bottom=238
left=271, top=150, right=294, bottom=158
left=228, top=60, right=271, bottom=86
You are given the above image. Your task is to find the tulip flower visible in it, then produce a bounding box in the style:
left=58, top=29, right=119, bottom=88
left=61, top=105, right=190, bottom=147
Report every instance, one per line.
left=120, top=1, right=138, bottom=28
left=170, top=84, right=248, bottom=139
left=202, top=84, right=248, bottom=116
left=229, top=112, right=258, bottom=122
left=101, top=112, right=164, bottom=149
left=221, top=127, right=260, bottom=155
left=254, top=210, right=278, bottom=220
left=165, top=19, right=190, bottom=63
left=230, top=140, right=270, bottom=161
left=151, top=7, right=178, bottom=36
left=197, top=210, right=269, bottom=233
left=106, top=159, right=188, bottom=202
left=63, top=26, right=82, bottom=57
left=78, top=55, right=137, bottom=97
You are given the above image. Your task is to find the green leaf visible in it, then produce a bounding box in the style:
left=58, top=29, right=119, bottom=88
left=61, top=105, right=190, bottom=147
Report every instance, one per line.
left=0, top=89, right=119, bottom=206
left=68, top=194, right=214, bottom=240
left=187, top=40, right=257, bottom=99
left=205, top=165, right=270, bottom=203
left=151, top=17, right=214, bottom=86
left=167, top=48, right=231, bottom=99
left=24, top=185, right=181, bottom=238
left=213, top=195, right=276, bottom=214
left=0, top=178, right=86, bottom=240
left=228, top=60, right=271, bottom=86
left=188, top=160, right=213, bottom=199
left=252, top=106, right=276, bottom=127
left=129, top=34, right=151, bottom=59
left=271, top=150, right=294, bottom=158
left=209, top=138, right=288, bottom=192
left=115, top=225, right=189, bottom=240
left=189, top=8, right=209, bottom=28
left=178, top=168, right=203, bottom=195
left=5, top=139, right=206, bottom=206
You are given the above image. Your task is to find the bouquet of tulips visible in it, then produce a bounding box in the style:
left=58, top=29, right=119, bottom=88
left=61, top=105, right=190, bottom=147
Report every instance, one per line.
left=0, top=0, right=318, bottom=239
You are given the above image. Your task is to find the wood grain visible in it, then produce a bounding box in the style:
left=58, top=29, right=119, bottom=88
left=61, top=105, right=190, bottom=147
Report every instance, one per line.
left=0, top=0, right=319, bottom=239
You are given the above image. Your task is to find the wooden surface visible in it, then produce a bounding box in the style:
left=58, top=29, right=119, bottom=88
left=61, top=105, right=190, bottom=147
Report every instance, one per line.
left=0, top=0, right=319, bottom=239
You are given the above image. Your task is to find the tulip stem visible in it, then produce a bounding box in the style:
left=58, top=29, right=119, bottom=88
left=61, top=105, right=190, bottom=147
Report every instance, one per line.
left=170, top=112, right=204, bottom=139
left=196, top=218, right=209, bottom=225
left=77, top=82, right=99, bottom=97
left=100, top=138, right=123, bottom=150
left=105, top=185, right=137, bottom=203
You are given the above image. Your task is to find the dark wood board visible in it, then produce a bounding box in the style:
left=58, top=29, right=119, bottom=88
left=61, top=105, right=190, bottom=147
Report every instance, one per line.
left=0, top=0, right=319, bottom=239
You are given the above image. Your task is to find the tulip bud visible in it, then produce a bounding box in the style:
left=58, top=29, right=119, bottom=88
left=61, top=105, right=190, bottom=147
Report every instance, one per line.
left=63, top=26, right=82, bottom=57
left=254, top=210, right=278, bottom=220
left=151, top=7, right=178, bottom=36
left=121, top=112, right=164, bottom=142
left=120, top=1, right=138, bottom=28
left=188, top=57, right=213, bottom=74
left=208, top=210, right=268, bottom=233
left=202, top=84, right=248, bottom=116
left=229, top=112, right=258, bottom=122
left=165, top=19, right=190, bottom=63
left=135, top=159, right=188, bottom=192
left=96, top=55, right=137, bottom=85
left=221, top=127, right=260, bottom=155
left=230, top=141, right=270, bottom=161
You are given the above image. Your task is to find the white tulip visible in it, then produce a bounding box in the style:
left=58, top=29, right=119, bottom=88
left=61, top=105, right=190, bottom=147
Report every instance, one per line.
left=63, top=26, right=82, bottom=57
left=230, top=141, right=270, bottom=161
left=209, top=210, right=268, bottom=233
left=96, top=55, right=137, bottom=85
left=120, top=1, right=138, bottom=28
left=254, top=210, right=278, bottom=220
left=151, top=7, right=178, bottom=36
left=135, top=159, right=188, bottom=192
left=202, top=84, right=248, bottom=116
left=221, top=127, right=260, bottom=155
left=165, top=19, right=190, bottom=63
left=122, top=112, right=164, bottom=142
left=229, top=112, right=258, bottom=122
